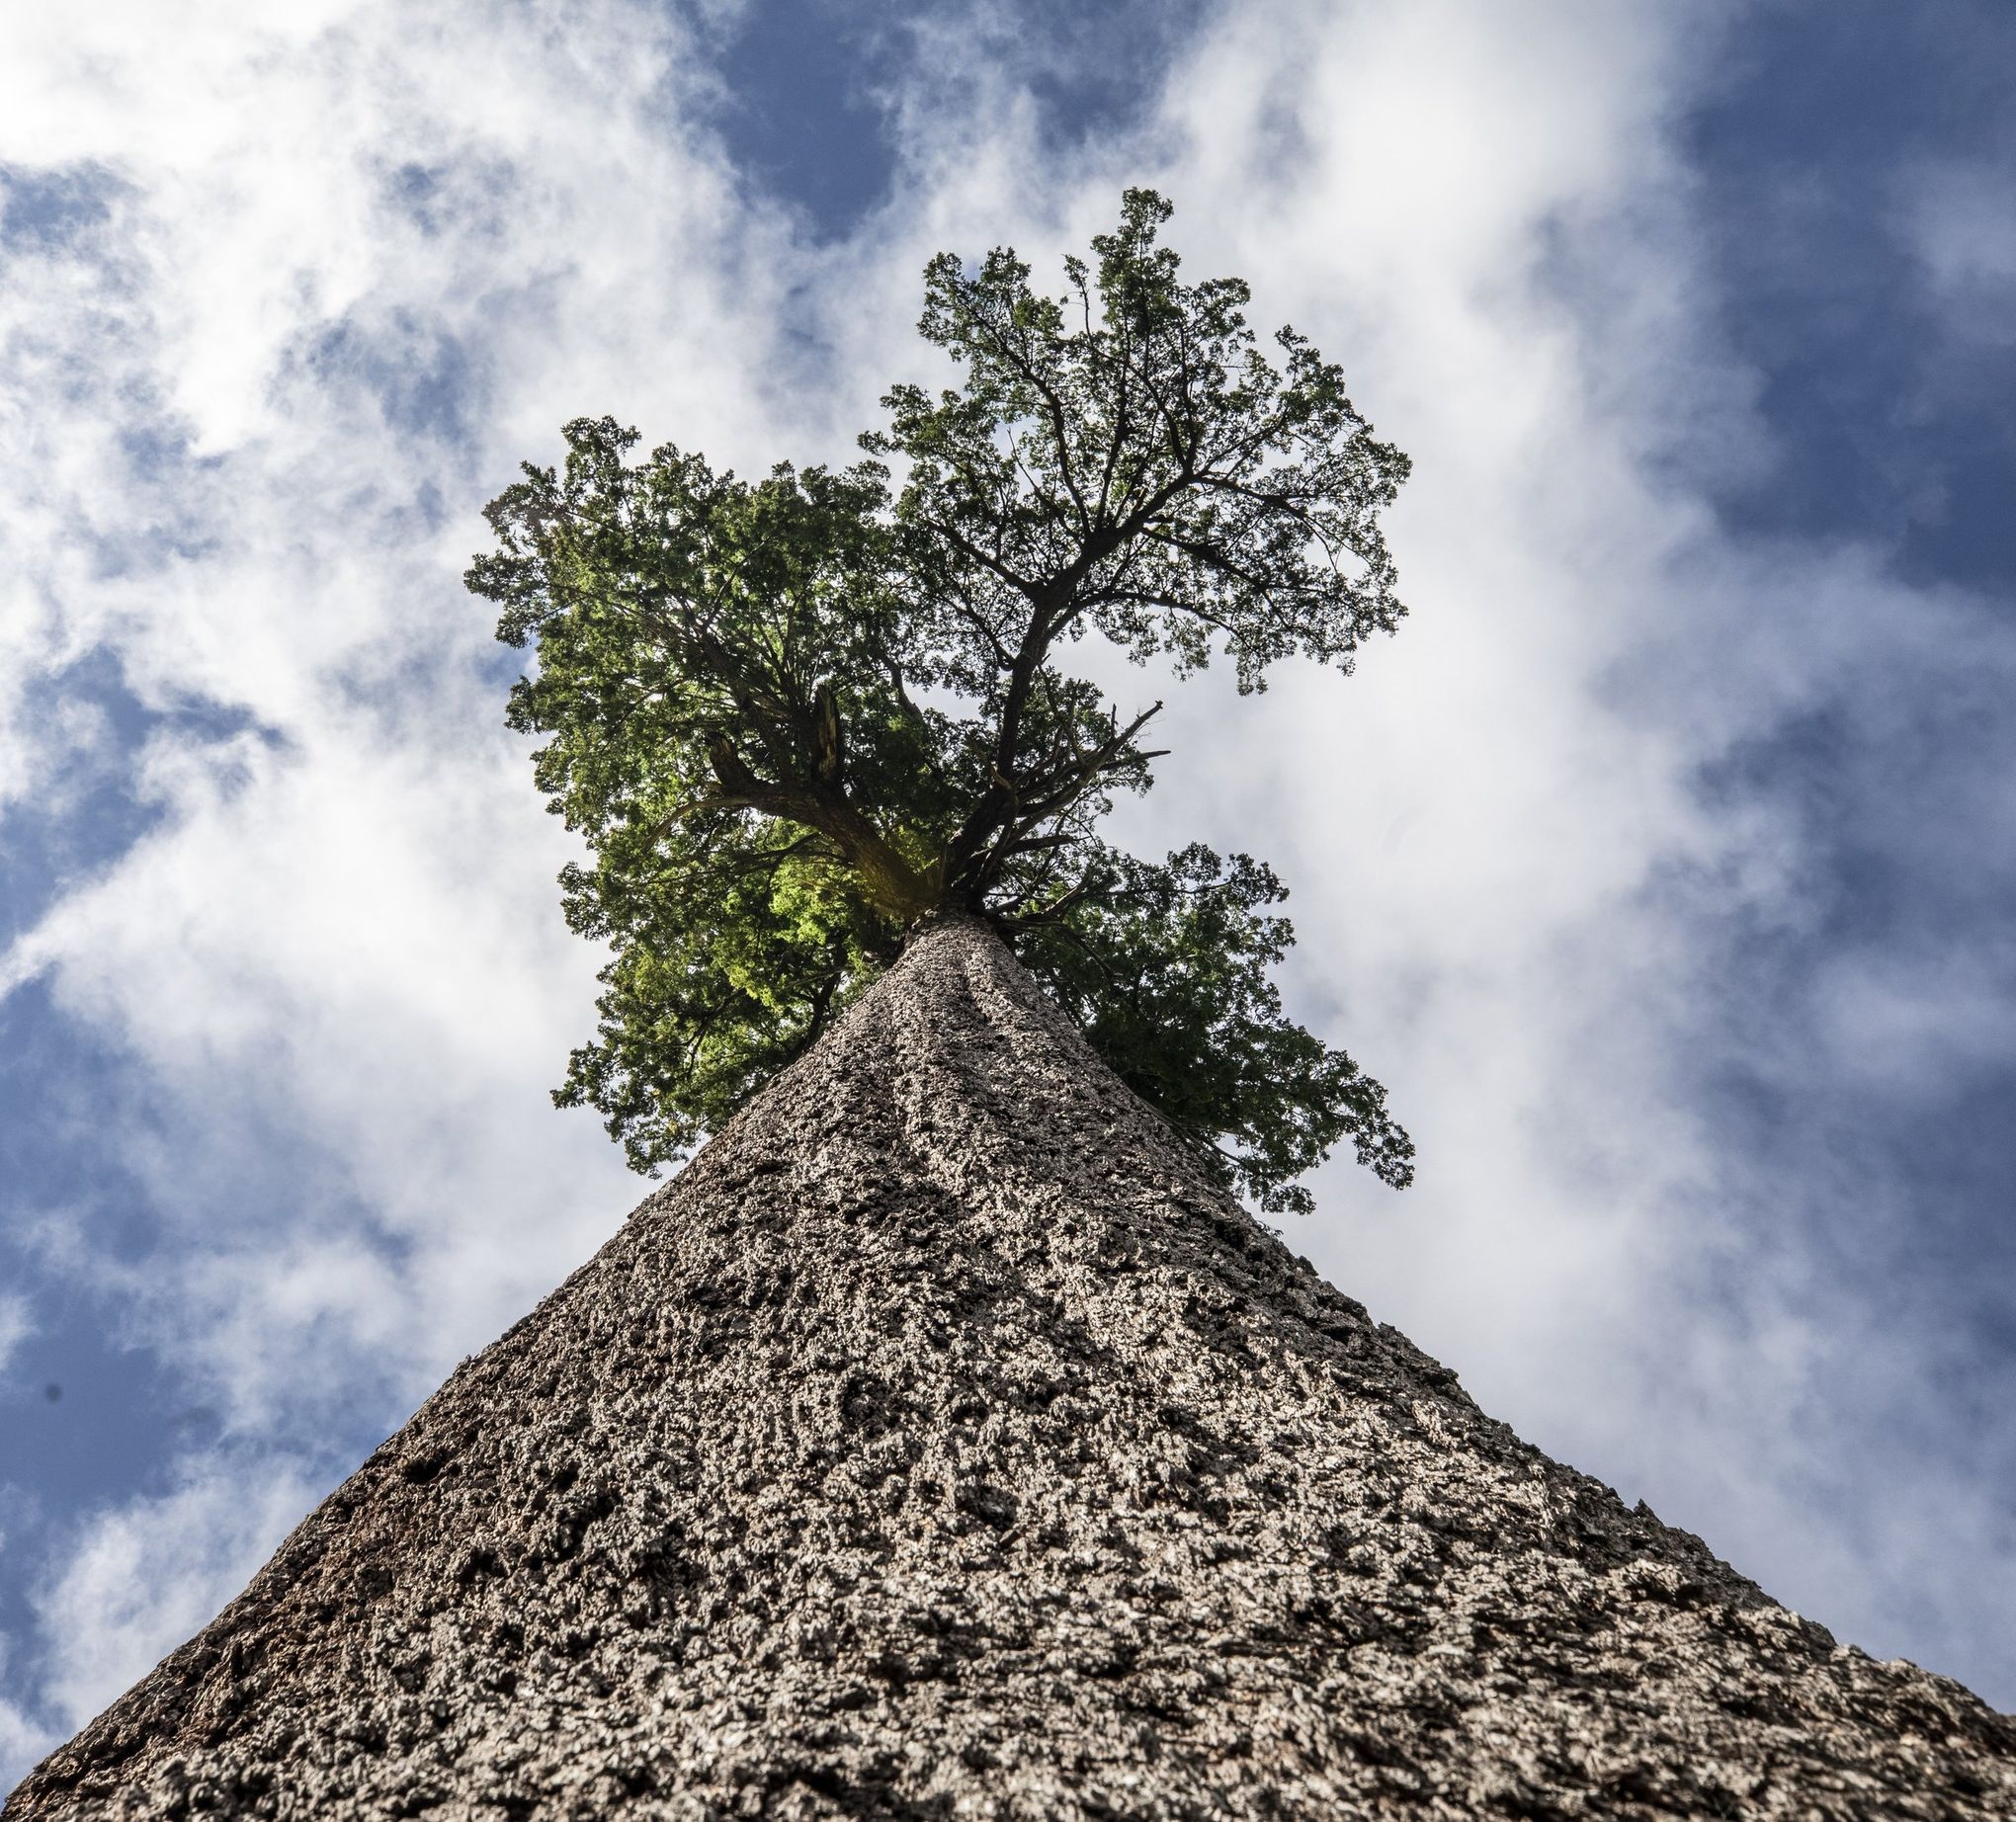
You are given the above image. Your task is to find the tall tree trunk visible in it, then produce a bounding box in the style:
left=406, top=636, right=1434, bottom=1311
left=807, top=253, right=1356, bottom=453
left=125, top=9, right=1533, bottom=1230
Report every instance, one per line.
left=9, top=917, right=2012, bottom=1818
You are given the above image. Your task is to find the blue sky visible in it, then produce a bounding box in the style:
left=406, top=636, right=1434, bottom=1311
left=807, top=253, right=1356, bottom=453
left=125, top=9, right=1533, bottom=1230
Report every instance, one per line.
left=3, top=0, right=2014, bottom=1779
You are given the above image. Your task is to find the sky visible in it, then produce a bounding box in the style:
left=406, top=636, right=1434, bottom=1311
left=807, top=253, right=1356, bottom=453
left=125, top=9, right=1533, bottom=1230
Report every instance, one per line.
left=2, top=0, right=2015, bottom=1781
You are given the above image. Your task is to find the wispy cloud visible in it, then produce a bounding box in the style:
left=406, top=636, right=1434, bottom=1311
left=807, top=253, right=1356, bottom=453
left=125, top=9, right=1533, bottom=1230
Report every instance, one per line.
left=1904, top=158, right=2016, bottom=336
left=9, top=1451, right=321, bottom=1736
left=0, top=1297, right=30, bottom=1376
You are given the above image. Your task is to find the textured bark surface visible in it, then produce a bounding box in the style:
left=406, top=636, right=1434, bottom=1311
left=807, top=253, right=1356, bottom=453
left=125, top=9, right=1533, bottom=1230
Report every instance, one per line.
left=8, top=916, right=2013, bottom=1820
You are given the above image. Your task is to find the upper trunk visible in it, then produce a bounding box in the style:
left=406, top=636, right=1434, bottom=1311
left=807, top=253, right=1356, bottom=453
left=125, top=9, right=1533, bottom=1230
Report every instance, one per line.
left=8, top=918, right=2012, bottom=1819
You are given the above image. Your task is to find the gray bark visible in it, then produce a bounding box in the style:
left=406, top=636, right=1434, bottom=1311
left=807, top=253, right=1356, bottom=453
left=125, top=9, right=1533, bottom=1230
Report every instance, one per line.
left=7, top=915, right=2012, bottom=1819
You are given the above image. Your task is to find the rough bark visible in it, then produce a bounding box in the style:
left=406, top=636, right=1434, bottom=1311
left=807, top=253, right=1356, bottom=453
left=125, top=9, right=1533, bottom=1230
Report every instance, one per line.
left=8, top=915, right=2012, bottom=1820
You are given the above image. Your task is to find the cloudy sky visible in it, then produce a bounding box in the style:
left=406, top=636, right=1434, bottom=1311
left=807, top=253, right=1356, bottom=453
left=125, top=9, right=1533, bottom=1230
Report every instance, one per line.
left=4, top=0, right=2015, bottom=1780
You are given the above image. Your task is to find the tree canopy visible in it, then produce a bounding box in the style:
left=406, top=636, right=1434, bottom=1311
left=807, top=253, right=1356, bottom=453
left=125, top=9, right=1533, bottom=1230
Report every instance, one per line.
left=468, top=190, right=1414, bottom=1214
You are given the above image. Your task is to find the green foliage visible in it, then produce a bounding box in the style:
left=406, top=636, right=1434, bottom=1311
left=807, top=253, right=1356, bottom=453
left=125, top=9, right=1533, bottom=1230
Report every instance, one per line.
left=469, top=189, right=1415, bottom=1210
left=1017, top=844, right=1411, bottom=1214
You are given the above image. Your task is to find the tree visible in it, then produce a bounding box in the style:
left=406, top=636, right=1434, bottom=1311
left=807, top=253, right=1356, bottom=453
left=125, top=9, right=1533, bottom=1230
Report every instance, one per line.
left=467, top=189, right=1414, bottom=1214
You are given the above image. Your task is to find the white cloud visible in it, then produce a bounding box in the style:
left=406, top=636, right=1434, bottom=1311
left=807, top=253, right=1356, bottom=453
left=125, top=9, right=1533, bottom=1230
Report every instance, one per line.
left=11, top=1453, right=321, bottom=1736
left=0, top=1297, right=31, bottom=1375
left=2, top=0, right=2013, bottom=1786
left=0, top=1678, right=54, bottom=1805
left=1905, top=157, right=2016, bottom=342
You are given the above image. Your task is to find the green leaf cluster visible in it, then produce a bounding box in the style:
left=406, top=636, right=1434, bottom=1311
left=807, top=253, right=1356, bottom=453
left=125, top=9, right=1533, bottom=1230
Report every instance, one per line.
left=468, top=190, right=1414, bottom=1213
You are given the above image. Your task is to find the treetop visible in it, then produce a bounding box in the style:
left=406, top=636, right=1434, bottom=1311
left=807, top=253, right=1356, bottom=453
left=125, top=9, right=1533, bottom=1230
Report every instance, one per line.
left=469, top=190, right=1414, bottom=1214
